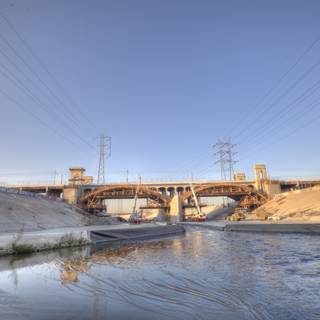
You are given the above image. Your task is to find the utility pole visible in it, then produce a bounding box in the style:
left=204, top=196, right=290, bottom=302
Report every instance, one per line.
left=126, top=169, right=129, bottom=183
left=53, top=169, right=57, bottom=184
left=97, top=134, right=112, bottom=184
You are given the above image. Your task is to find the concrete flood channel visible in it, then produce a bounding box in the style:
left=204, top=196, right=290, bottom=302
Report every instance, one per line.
left=0, top=223, right=320, bottom=319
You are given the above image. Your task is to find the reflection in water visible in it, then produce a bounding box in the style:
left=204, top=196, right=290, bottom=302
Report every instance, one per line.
left=58, top=258, right=90, bottom=284
left=0, top=229, right=319, bottom=320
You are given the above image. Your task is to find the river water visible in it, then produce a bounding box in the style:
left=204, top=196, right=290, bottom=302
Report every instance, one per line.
left=0, top=228, right=319, bottom=320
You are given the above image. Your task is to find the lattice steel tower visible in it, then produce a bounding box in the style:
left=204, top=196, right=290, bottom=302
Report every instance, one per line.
left=225, top=138, right=237, bottom=181
left=97, top=134, right=112, bottom=184
left=214, top=139, right=227, bottom=181
left=214, top=138, right=237, bottom=181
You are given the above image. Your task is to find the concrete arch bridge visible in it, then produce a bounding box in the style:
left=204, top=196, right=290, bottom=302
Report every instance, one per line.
left=7, top=164, right=320, bottom=221
left=80, top=184, right=171, bottom=213
left=181, top=183, right=267, bottom=208
left=79, top=182, right=268, bottom=220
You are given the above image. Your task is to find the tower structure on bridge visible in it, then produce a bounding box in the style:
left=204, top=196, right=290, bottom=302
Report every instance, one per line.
left=97, top=134, right=112, bottom=184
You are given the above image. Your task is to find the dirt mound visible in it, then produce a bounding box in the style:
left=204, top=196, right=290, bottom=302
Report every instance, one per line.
left=0, top=190, right=89, bottom=233
left=252, top=187, right=320, bottom=221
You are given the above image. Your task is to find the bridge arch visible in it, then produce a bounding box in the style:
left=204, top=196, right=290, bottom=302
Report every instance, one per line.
left=182, top=183, right=268, bottom=208
left=79, top=184, right=171, bottom=212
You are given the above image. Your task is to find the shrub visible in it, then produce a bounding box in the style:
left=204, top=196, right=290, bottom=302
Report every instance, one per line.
left=11, top=242, right=34, bottom=255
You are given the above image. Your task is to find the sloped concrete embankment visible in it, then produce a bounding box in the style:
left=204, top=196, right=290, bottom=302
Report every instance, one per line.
left=252, top=186, right=320, bottom=221
left=0, top=188, right=89, bottom=233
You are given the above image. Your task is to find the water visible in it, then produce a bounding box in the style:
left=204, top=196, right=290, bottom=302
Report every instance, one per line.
left=0, top=228, right=319, bottom=320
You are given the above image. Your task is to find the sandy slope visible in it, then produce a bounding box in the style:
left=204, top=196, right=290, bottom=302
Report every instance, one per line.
left=0, top=191, right=89, bottom=233
left=252, top=187, right=320, bottom=221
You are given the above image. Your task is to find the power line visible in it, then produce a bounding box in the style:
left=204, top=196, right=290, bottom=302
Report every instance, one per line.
left=236, top=78, right=320, bottom=149
left=0, top=87, right=89, bottom=152
left=227, top=34, right=320, bottom=138
left=0, top=60, right=95, bottom=149
left=195, top=39, right=320, bottom=179
left=0, top=11, right=98, bottom=134
left=174, top=149, right=213, bottom=174
left=0, top=31, right=93, bottom=139
left=0, top=44, right=94, bottom=139
left=233, top=57, right=320, bottom=143
left=238, top=105, right=320, bottom=163
left=239, top=97, right=320, bottom=154
left=0, top=12, right=98, bottom=153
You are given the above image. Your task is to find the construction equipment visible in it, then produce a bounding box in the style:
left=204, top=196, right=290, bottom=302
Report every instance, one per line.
left=189, top=213, right=207, bottom=222
left=129, top=181, right=142, bottom=224
left=188, top=183, right=207, bottom=222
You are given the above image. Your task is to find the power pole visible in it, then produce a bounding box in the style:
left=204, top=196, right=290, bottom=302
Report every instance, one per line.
left=97, top=134, right=112, bottom=184
left=53, top=169, right=57, bottom=184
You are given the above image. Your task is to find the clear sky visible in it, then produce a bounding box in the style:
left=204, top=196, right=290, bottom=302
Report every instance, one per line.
left=0, top=0, right=320, bottom=184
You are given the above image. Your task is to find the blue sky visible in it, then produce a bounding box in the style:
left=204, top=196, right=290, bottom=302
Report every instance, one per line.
left=0, top=0, right=320, bottom=183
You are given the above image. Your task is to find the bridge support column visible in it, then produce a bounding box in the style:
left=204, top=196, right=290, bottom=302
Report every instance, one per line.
left=254, top=164, right=268, bottom=192
left=169, top=194, right=183, bottom=223
left=261, top=180, right=281, bottom=197
left=63, top=186, right=81, bottom=204
left=156, top=208, right=166, bottom=222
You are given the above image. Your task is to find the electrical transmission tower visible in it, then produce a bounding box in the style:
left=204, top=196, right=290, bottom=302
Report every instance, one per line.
left=225, top=138, right=237, bottom=181
left=214, top=138, right=237, bottom=181
left=214, top=139, right=227, bottom=181
left=97, top=134, right=112, bottom=184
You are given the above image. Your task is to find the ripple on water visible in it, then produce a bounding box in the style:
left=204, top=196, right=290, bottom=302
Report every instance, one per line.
left=0, top=229, right=319, bottom=320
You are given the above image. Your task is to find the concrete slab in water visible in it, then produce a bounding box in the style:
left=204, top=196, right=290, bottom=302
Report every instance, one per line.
left=225, top=222, right=320, bottom=234
left=91, top=225, right=185, bottom=243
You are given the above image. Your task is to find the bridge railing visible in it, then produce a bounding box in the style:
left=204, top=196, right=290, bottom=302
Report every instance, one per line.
left=0, top=186, right=63, bottom=202
left=0, top=181, right=66, bottom=188
left=98, top=178, right=256, bottom=185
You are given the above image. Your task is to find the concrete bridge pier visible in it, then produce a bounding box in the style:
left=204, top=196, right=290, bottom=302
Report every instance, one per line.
left=63, top=186, right=82, bottom=205
left=156, top=208, right=167, bottom=222
left=169, top=194, right=183, bottom=223
left=254, top=164, right=281, bottom=196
